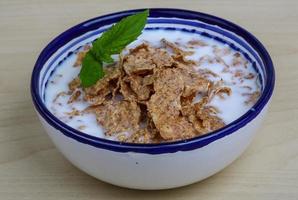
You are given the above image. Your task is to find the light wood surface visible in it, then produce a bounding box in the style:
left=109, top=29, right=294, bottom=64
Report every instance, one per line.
left=0, top=0, right=297, bottom=199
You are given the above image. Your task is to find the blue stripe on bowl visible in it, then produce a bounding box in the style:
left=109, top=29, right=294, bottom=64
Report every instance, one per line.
left=31, top=8, right=275, bottom=154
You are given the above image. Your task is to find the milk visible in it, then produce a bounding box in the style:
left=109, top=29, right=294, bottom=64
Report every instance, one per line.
left=45, top=30, right=260, bottom=139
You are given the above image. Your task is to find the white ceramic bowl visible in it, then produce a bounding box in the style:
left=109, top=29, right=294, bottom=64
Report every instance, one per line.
left=31, top=8, right=275, bottom=190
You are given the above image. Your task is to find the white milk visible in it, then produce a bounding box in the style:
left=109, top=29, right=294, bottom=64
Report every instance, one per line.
left=45, top=30, right=260, bottom=139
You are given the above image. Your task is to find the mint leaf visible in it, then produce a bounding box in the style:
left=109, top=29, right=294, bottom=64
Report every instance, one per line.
left=79, top=9, right=149, bottom=87
left=92, top=9, right=149, bottom=63
left=79, top=51, right=104, bottom=87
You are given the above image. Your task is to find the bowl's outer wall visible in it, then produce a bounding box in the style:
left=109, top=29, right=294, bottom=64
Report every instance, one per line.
left=37, top=105, right=268, bottom=190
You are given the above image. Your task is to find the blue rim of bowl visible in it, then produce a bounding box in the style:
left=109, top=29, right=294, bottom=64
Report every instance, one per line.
left=31, top=8, right=275, bottom=154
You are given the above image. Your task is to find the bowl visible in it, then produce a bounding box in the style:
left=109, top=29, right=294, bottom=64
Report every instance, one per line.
left=31, top=8, right=275, bottom=190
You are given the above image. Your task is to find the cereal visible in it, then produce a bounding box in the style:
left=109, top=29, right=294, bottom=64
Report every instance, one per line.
left=148, top=68, right=198, bottom=140
left=53, top=91, right=68, bottom=103
left=213, top=46, right=231, bottom=57
left=197, top=68, right=219, bottom=78
left=244, top=73, right=255, bottom=79
left=68, top=90, right=81, bottom=104
left=161, top=38, right=194, bottom=56
left=150, top=48, right=175, bottom=68
left=68, top=77, right=81, bottom=92
left=179, top=68, right=210, bottom=98
left=65, top=108, right=81, bottom=118
left=119, top=79, right=138, bottom=101
left=94, top=100, right=141, bottom=136
left=232, top=52, right=248, bottom=67
left=78, top=125, right=86, bottom=130
left=72, top=42, right=234, bottom=141
left=243, top=91, right=261, bottom=105
left=73, top=45, right=91, bottom=67
left=125, top=128, right=156, bottom=143
left=123, top=44, right=156, bottom=75
left=48, top=36, right=261, bottom=143
left=84, top=66, right=121, bottom=96
left=83, top=67, right=121, bottom=105
left=172, top=54, right=197, bottom=66
left=127, top=75, right=152, bottom=101
left=187, top=39, right=208, bottom=47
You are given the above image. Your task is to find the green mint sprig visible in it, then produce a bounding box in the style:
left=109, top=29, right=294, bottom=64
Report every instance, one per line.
left=79, top=9, right=149, bottom=87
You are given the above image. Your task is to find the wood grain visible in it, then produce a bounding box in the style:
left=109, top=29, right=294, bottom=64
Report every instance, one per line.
left=0, top=0, right=297, bottom=199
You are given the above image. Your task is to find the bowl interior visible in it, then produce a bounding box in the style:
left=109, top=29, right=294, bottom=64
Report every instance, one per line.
left=31, top=8, right=274, bottom=154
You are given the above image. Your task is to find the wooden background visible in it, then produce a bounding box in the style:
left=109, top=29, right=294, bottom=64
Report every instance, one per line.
left=0, top=0, right=297, bottom=199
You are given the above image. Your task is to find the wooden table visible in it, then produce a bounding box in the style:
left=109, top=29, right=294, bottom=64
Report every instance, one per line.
left=0, top=0, right=297, bottom=199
